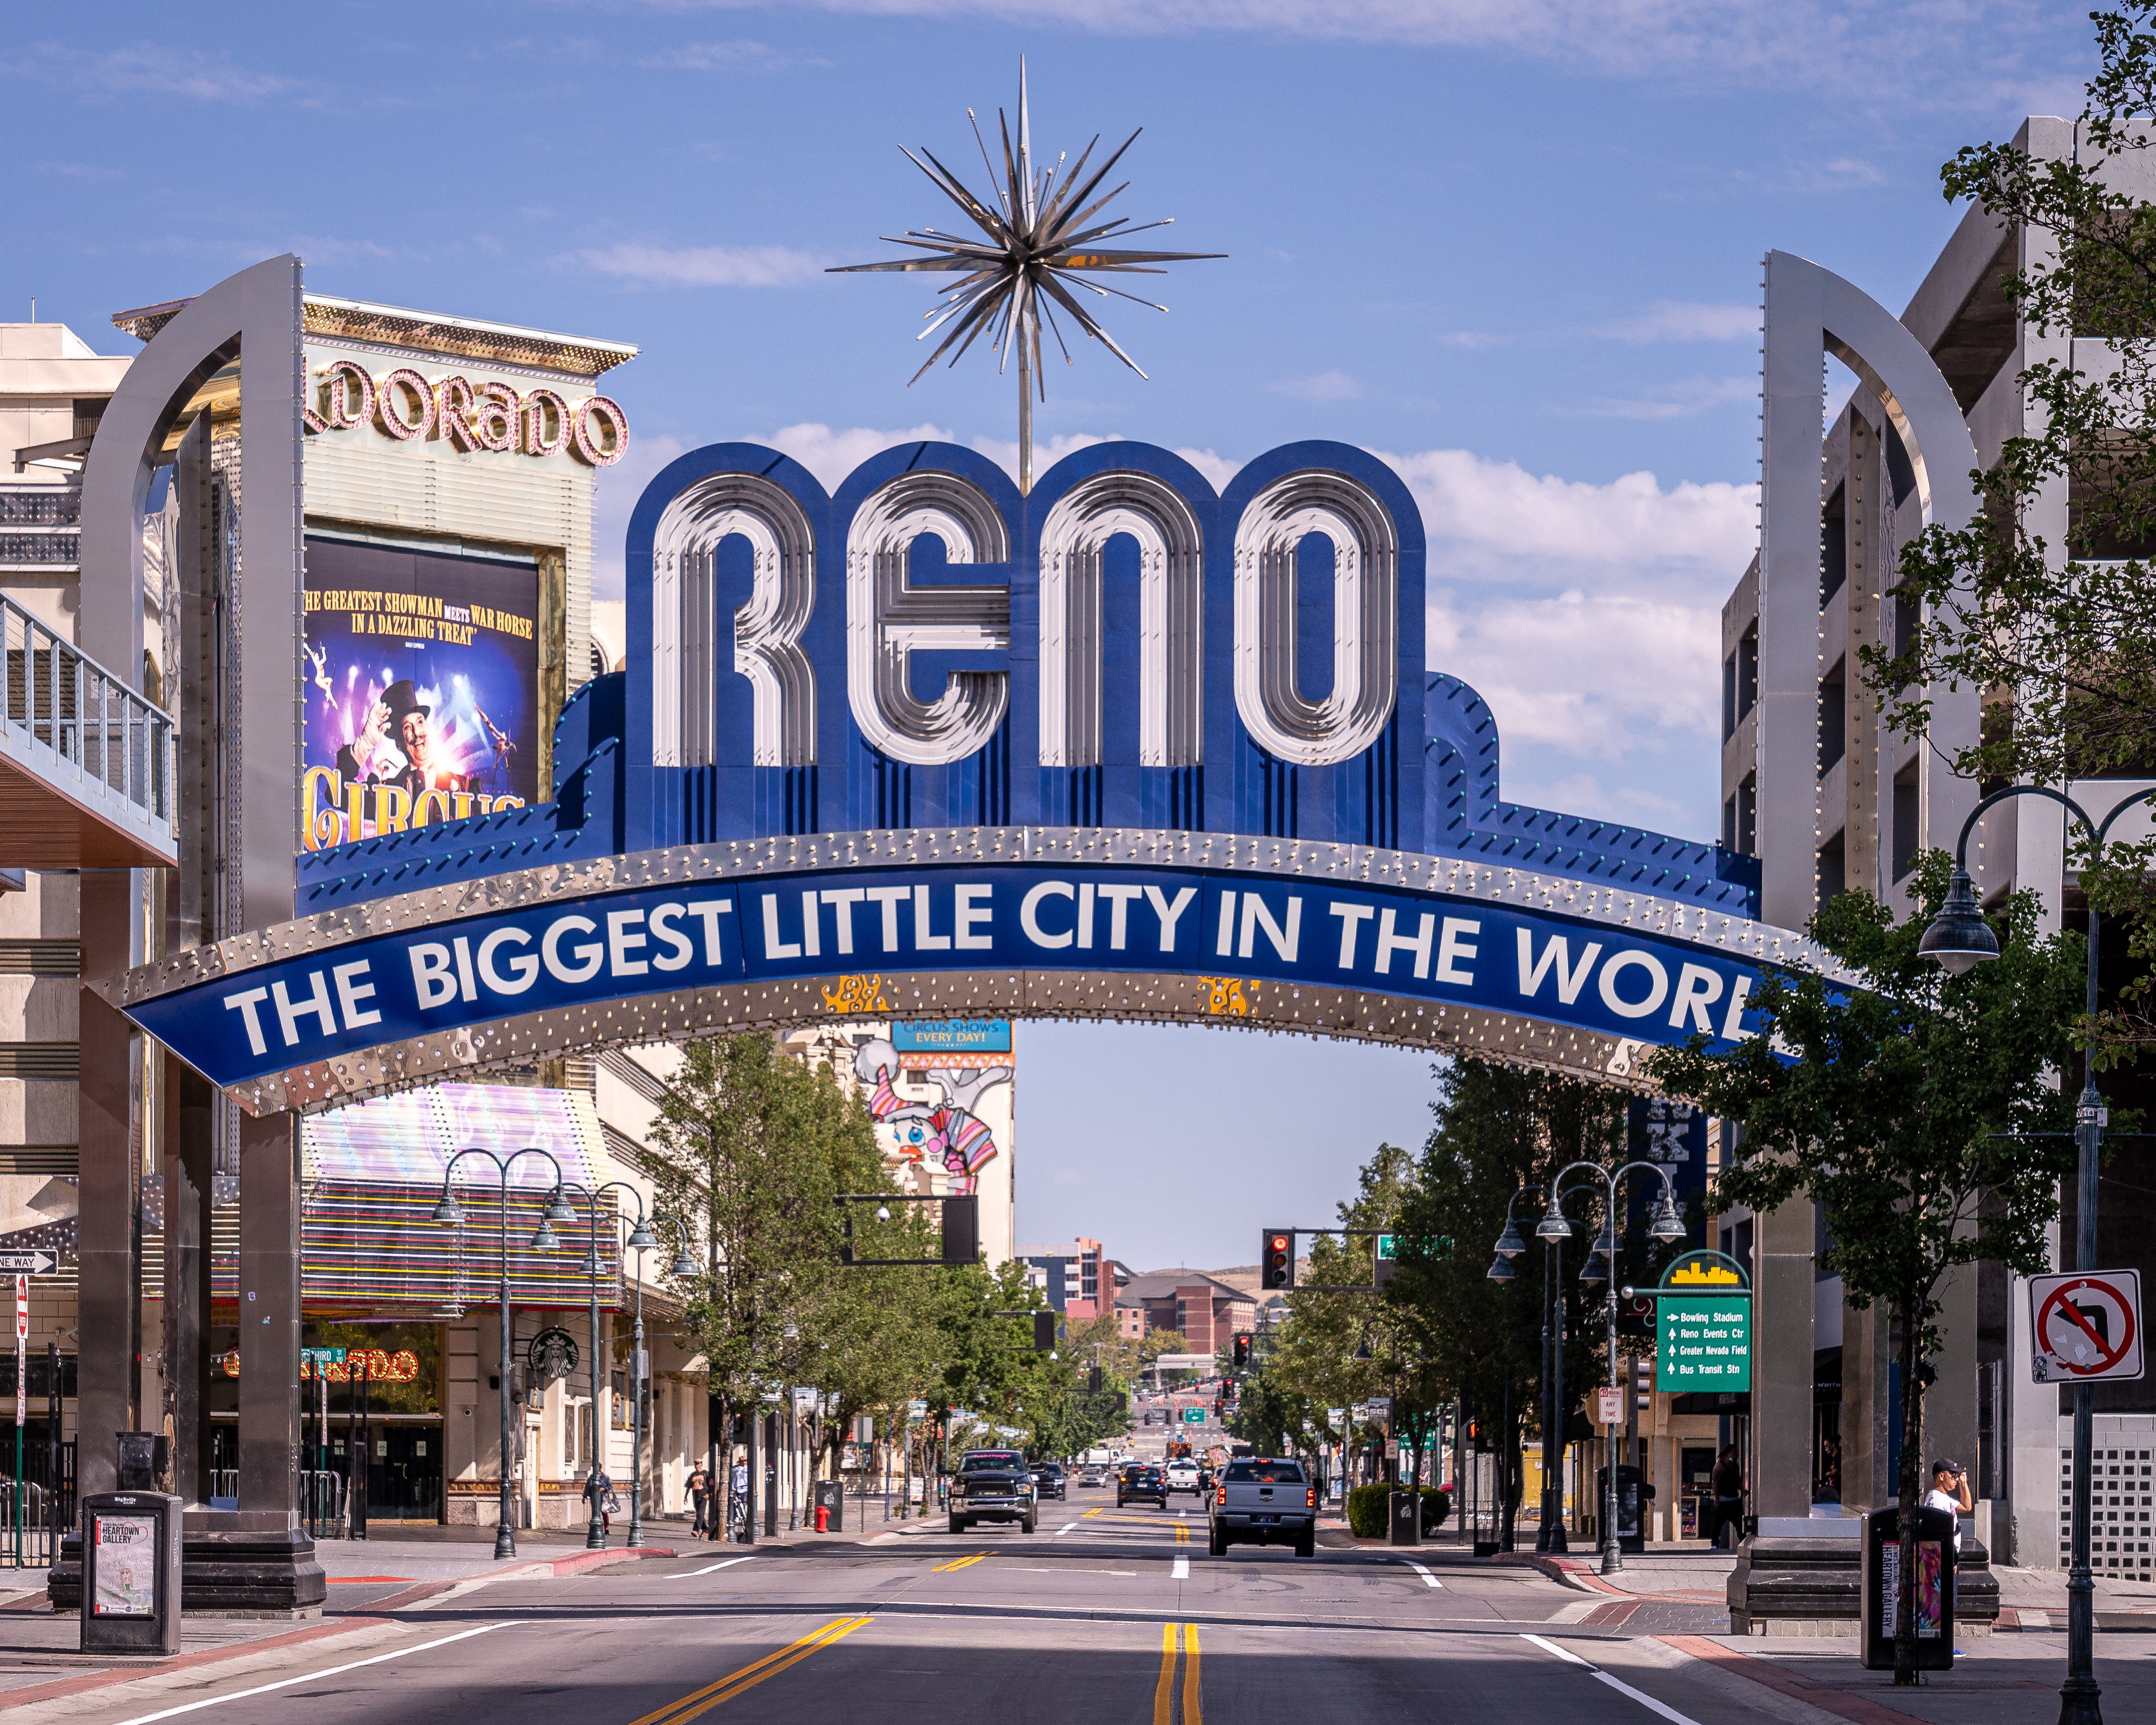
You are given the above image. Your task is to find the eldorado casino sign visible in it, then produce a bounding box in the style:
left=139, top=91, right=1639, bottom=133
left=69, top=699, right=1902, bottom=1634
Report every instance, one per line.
left=100, top=438, right=1827, bottom=1115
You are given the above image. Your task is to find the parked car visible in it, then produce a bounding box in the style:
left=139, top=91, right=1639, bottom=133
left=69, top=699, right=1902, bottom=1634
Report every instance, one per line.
left=1209, top=1456, right=1316, bottom=1557
left=1032, top=1461, right=1066, bottom=1501
left=951, top=1448, right=1038, bottom=1534
left=1117, top=1463, right=1169, bottom=1509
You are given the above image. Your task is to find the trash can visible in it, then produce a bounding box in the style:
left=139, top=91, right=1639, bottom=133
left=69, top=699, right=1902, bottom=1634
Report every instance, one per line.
left=1388, top=1490, right=1421, bottom=1546
left=1593, top=1465, right=1646, bottom=1554
left=813, top=1479, right=844, bottom=1533
left=80, top=1492, right=183, bottom=1656
left=1861, top=1504, right=1957, bottom=1671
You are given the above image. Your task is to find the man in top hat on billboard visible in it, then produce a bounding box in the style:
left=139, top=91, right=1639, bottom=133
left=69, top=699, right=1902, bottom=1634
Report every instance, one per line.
left=336, top=678, right=474, bottom=801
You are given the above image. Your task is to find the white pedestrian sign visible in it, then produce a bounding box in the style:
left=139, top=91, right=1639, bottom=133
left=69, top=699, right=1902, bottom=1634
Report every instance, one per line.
left=2030, top=1269, right=2145, bottom=1384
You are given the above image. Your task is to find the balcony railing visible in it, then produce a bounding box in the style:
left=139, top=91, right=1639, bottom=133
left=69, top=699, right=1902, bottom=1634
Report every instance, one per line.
left=0, top=589, right=176, bottom=862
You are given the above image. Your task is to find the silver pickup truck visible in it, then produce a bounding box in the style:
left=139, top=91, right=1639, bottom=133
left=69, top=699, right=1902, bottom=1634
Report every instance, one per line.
left=1208, top=1456, right=1317, bottom=1556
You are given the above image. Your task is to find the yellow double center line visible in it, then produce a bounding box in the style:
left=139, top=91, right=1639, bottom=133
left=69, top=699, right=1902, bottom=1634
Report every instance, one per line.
left=628, top=1615, right=872, bottom=1725
left=1153, top=1623, right=1202, bottom=1725
left=933, top=1551, right=989, bottom=1572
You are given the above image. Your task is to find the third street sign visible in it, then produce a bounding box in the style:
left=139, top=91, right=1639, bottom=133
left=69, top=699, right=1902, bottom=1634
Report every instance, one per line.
left=1658, top=1296, right=1752, bottom=1391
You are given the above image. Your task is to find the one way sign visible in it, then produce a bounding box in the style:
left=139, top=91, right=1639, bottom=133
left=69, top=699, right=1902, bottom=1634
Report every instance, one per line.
left=0, top=1253, right=56, bottom=1276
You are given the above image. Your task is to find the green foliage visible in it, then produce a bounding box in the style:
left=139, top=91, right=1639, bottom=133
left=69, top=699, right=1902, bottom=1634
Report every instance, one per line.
left=1648, top=858, right=2081, bottom=1683
left=1345, top=1483, right=1392, bottom=1537
left=1387, top=1063, right=1630, bottom=1475
left=1864, top=8, right=2156, bottom=1055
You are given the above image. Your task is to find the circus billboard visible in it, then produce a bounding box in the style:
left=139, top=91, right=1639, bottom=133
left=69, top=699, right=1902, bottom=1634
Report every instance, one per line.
left=300, top=536, right=541, bottom=847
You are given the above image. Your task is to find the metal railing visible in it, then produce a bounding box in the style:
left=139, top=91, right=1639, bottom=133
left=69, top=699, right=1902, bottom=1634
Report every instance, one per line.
left=0, top=1482, right=60, bottom=1569
left=211, top=1470, right=349, bottom=1539
left=0, top=589, right=174, bottom=836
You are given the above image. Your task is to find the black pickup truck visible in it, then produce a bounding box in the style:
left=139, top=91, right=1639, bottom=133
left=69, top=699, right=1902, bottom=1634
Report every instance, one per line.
left=950, top=1448, right=1037, bottom=1534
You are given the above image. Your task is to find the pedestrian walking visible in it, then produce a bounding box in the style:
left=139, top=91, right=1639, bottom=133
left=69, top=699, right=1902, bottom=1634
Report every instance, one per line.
left=584, top=1465, right=615, bottom=1537
left=1707, top=1445, right=1745, bottom=1550
left=688, top=1464, right=710, bottom=1537
left=731, top=1457, right=750, bottom=1540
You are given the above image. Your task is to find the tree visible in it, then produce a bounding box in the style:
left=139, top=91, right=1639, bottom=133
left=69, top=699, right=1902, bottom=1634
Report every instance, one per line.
left=647, top=1033, right=907, bottom=1485
left=1875, top=6, right=2156, bottom=1051
left=1264, top=1145, right=1417, bottom=1489
left=1649, top=855, right=2082, bottom=1685
left=1388, top=1063, right=1629, bottom=1546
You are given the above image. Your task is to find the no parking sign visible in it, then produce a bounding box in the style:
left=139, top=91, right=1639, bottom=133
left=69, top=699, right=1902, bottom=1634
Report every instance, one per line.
left=2030, top=1269, right=2145, bottom=1384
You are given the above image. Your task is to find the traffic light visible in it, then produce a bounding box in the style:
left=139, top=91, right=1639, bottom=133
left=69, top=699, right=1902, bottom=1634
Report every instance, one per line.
left=1032, top=1312, right=1057, bottom=1351
left=1262, top=1230, right=1295, bottom=1289
left=1088, top=1367, right=1104, bottom=1394
left=1232, top=1333, right=1252, bottom=1368
left=940, top=1194, right=980, bottom=1265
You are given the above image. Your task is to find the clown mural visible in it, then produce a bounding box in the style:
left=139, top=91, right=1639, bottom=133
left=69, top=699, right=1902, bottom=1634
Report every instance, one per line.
left=851, top=1033, right=1012, bottom=1197
left=777, top=1019, right=1018, bottom=1265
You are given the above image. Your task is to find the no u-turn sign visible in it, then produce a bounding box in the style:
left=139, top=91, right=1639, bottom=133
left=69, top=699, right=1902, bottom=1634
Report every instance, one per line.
left=2030, top=1269, right=2145, bottom=1384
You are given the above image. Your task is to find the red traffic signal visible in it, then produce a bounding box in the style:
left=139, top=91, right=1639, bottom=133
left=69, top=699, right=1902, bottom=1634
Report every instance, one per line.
left=1232, top=1333, right=1253, bottom=1368
left=1262, top=1230, right=1295, bottom=1289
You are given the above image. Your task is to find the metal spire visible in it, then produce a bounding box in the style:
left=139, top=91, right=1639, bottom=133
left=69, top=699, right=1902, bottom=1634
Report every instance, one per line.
left=829, top=56, right=1223, bottom=494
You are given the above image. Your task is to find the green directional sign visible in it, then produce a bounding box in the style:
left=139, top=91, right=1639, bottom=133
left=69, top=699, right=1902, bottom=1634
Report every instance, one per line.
left=1657, top=1296, right=1752, bottom=1391
left=1182, top=1408, right=1205, bottom=1424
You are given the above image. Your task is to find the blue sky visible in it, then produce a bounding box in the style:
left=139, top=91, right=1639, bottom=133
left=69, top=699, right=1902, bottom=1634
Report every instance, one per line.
left=12, top=0, right=2097, bottom=1267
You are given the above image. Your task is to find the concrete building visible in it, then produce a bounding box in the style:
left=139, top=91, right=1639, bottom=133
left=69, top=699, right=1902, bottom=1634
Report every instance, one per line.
left=1718, top=114, right=2156, bottom=1573
left=1016, top=1238, right=1106, bottom=1318
left=1116, top=1269, right=1255, bottom=1356
left=0, top=287, right=740, bottom=1534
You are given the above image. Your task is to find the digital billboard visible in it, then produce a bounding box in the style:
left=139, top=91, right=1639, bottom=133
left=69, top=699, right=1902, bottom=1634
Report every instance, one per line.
left=301, top=537, right=541, bottom=848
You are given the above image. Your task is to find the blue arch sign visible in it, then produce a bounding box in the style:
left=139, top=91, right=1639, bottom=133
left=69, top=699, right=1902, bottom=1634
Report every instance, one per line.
left=104, top=440, right=1802, bottom=1114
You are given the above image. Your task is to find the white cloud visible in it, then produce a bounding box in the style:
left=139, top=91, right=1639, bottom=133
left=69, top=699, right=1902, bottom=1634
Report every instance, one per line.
left=641, top=40, right=811, bottom=71
left=568, top=243, right=826, bottom=288
left=1273, top=370, right=1362, bottom=402
left=763, top=421, right=958, bottom=490
left=1598, top=301, right=1757, bottom=343
left=1432, top=588, right=1722, bottom=755
left=615, top=0, right=2081, bottom=106
left=1376, top=446, right=1754, bottom=583
left=1574, top=375, right=1757, bottom=421
left=73, top=46, right=296, bottom=102
left=1500, top=771, right=1690, bottom=826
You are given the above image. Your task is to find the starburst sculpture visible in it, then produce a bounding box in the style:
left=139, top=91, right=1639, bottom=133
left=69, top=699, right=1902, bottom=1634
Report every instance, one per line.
left=830, top=60, right=1223, bottom=494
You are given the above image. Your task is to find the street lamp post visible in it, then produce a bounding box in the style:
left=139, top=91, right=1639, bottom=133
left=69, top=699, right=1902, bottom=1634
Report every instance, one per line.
left=1919, top=783, right=2148, bottom=1725
left=430, top=1147, right=574, bottom=1562
left=555, top=1180, right=660, bottom=1550
left=1495, top=1160, right=1685, bottom=1576
left=657, top=1219, right=700, bottom=1539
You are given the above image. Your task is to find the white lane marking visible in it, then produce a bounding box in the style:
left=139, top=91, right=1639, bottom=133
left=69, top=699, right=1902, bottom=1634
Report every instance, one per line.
left=1405, top=1560, right=1442, bottom=1588
left=1056, top=1522, right=1079, bottom=1535
left=1519, top=1633, right=1704, bottom=1725
left=1172, top=1557, right=1191, bottom=1579
left=105, top=1623, right=516, bottom=1725
left=679, top=1556, right=758, bottom=1576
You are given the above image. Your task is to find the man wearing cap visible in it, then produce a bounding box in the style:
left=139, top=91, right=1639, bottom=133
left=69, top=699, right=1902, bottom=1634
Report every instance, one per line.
left=336, top=678, right=472, bottom=801
left=1923, top=1458, right=1972, bottom=1550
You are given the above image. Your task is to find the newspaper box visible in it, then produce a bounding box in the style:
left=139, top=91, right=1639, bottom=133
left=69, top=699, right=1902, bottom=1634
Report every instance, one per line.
left=1861, top=1504, right=1957, bottom=1671
left=80, top=1493, right=183, bottom=1656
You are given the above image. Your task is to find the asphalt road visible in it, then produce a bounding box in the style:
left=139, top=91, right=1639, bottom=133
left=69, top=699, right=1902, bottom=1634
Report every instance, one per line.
left=10, top=1486, right=2140, bottom=1725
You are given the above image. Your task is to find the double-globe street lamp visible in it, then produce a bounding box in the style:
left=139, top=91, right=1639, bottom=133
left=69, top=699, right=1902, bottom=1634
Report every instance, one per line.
left=1490, top=1179, right=1606, bottom=1554
left=554, top=1180, right=661, bottom=1550
left=1494, top=1160, right=1685, bottom=1575
left=1918, top=782, right=2150, bottom=1725
left=429, top=1147, right=575, bottom=1561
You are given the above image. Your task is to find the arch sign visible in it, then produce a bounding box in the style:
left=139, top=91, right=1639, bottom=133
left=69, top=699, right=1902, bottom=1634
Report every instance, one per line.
left=97, top=437, right=1833, bottom=1115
